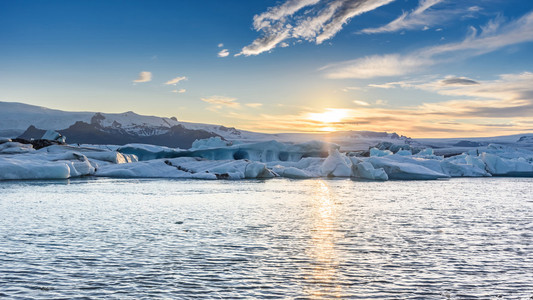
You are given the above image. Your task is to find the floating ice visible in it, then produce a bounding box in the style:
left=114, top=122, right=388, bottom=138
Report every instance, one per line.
left=0, top=150, right=96, bottom=180
left=350, top=158, right=388, bottom=181
left=191, top=137, right=231, bottom=150
left=1, top=137, right=532, bottom=181
left=96, top=157, right=275, bottom=180
left=0, top=142, right=35, bottom=154
left=366, top=155, right=449, bottom=180
left=320, top=149, right=352, bottom=177
left=370, top=148, right=392, bottom=157
left=41, top=130, right=66, bottom=143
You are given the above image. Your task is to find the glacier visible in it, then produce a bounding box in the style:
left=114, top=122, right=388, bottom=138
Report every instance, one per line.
left=1, top=135, right=532, bottom=181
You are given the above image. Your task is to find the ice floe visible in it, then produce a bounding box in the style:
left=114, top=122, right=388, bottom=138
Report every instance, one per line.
left=1, top=136, right=532, bottom=181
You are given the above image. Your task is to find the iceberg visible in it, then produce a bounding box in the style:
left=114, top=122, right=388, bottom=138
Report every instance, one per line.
left=366, top=155, right=449, bottom=180
left=0, top=141, right=35, bottom=154
left=320, top=149, right=352, bottom=177
left=41, top=130, right=66, bottom=143
left=370, top=147, right=392, bottom=157
left=350, top=158, right=388, bottom=181
left=1, top=135, right=532, bottom=181
left=96, top=157, right=275, bottom=179
left=481, top=153, right=533, bottom=176
left=0, top=150, right=96, bottom=180
left=190, top=137, right=232, bottom=150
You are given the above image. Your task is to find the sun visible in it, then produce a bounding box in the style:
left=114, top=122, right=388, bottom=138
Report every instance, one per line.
left=307, top=108, right=350, bottom=123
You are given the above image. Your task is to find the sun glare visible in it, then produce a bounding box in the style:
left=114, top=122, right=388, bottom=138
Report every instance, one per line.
left=307, top=109, right=350, bottom=124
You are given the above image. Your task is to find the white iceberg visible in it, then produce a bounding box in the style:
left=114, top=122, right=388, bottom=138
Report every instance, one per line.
left=96, top=157, right=276, bottom=180
left=0, top=151, right=96, bottom=180
left=191, top=137, right=231, bottom=150
left=0, top=141, right=35, bottom=154
left=41, top=130, right=66, bottom=143
left=366, top=155, right=449, bottom=180
left=350, top=158, right=388, bottom=181
left=320, top=149, right=352, bottom=177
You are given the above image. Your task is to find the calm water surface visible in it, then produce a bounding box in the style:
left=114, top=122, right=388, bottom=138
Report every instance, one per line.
left=0, top=178, right=532, bottom=299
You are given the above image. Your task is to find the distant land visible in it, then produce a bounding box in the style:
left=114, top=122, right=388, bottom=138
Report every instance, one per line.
left=1, top=101, right=532, bottom=152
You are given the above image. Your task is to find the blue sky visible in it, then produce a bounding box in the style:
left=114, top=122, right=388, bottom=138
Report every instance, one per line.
left=1, top=0, right=533, bottom=137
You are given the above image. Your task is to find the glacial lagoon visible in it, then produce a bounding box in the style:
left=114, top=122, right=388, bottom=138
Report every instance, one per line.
left=1, top=177, right=532, bottom=299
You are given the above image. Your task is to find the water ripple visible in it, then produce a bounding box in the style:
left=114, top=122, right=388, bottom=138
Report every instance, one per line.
left=0, top=177, right=532, bottom=299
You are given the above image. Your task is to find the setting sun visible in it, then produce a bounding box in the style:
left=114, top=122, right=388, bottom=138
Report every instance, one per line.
left=307, top=108, right=351, bottom=124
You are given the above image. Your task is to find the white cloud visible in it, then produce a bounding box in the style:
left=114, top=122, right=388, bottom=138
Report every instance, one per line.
left=172, top=89, right=186, bottom=93
left=245, top=103, right=263, bottom=108
left=253, top=0, right=321, bottom=30
left=238, top=0, right=395, bottom=56
left=201, top=96, right=240, bottom=108
left=324, top=11, right=533, bottom=78
left=218, top=43, right=224, bottom=48
left=374, top=72, right=533, bottom=118
left=342, top=86, right=361, bottom=92
left=353, top=100, right=370, bottom=106
left=165, top=76, right=187, bottom=85
left=323, top=54, right=432, bottom=78
left=239, top=29, right=290, bottom=56
left=361, top=0, right=445, bottom=34
left=218, top=49, right=230, bottom=57
left=133, top=71, right=152, bottom=83
left=315, top=0, right=396, bottom=44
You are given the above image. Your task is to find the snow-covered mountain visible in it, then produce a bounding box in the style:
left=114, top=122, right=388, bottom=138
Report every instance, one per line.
left=1, top=101, right=532, bottom=151
left=0, top=101, right=407, bottom=149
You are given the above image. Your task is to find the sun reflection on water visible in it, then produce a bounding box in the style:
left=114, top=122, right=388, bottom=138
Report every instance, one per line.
left=303, top=180, right=344, bottom=298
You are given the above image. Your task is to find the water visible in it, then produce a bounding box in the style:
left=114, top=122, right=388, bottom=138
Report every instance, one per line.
left=0, top=178, right=532, bottom=299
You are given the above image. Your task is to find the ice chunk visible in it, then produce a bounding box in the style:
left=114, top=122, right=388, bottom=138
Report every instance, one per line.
left=416, top=148, right=434, bottom=156
left=191, top=137, right=231, bottom=149
left=270, top=165, right=313, bottom=179
left=117, top=143, right=181, bottom=161
left=396, top=149, right=412, bottom=156
left=370, top=148, right=392, bottom=157
left=481, top=153, right=533, bottom=176
left=42, top=145, right=137, bottom=164
left=121, top=140, right=338, bottom=163
left=244, top=162, right=276, bottom=179
left=350, top=159, right=388, bottom=181
left=0, top=151, right=96, bottom=180
left=320, top=149, right=352, bottom=177
left=41, top=130, right=66, bottom=143
left=367, top=156, right=449, bottom=180
left=0, top=142, right=35, bottom=154
left=96, top=157, right=275, bottom=179
left=440, top=154, right=489, bottom=177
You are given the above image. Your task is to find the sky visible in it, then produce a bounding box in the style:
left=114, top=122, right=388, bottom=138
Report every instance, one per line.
left=1, top=0, right=533, bottom=138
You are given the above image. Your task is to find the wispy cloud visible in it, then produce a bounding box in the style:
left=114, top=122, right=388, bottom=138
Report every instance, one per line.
left=342, top=86, right=361, bottom=92
left=353, top=100, right=370, bottom=106
left=238, top=0, right=395, bottom=56
left=133, top=71, right=152, bottom=83
left=323, top=54, right=432, bottom=78
left=217, top=49, right=230, bottom=57
left=245, top=103, right=263, bottom=108
left=201, top=96, right=240, bottom=108
left=165, top=76, right=187, bottom=85
left=172, top=89, right=186, bottom=93
left=361, top=0, right=446, bottom=34
left=225, top=72, right=533, bottom=137
left=323, top=11, right=533, bottom=78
